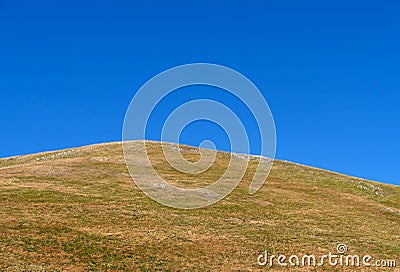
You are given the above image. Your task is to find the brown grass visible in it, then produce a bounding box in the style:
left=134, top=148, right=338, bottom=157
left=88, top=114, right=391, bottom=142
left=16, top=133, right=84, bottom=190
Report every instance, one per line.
left=0, top=141, right=399, bottom=271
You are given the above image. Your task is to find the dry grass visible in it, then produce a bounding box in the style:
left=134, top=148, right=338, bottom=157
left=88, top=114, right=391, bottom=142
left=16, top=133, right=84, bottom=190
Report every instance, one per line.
left=0, top=141, right=399, bottom=271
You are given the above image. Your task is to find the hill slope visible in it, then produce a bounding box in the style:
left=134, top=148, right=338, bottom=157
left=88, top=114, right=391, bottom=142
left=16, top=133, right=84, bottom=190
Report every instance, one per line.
left=0, top=141, right=399, bottom=271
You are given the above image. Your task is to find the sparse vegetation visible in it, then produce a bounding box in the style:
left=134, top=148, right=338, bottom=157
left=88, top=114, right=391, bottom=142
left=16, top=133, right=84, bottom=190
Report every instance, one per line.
left=0, top=142, right=399, bottom=271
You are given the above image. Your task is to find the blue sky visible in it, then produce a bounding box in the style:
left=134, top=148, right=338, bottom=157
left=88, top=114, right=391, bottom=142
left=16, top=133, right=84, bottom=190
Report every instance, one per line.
left=0, top=0, right=399, bottom=185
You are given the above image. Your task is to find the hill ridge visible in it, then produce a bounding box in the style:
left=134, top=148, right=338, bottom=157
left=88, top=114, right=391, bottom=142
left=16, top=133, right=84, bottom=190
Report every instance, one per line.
left=0, top=141, right=399, bottom=271
left=1, top=140, right=395, bottom=187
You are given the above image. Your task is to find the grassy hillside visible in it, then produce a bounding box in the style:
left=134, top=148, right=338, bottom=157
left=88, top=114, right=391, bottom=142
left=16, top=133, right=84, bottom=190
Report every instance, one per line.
left=0, top=141, right=399, bottom=271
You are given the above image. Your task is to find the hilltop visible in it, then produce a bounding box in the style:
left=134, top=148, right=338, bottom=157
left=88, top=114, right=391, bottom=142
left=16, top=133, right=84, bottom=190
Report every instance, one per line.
left=0, top=141, right=399, bottom=271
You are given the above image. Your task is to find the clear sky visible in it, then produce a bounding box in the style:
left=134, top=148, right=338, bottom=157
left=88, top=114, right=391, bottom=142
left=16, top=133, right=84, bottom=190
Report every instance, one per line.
left=0, top=0, right=399, bottom=185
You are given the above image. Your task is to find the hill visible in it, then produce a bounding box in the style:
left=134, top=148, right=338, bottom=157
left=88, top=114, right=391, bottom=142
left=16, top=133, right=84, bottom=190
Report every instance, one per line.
left=0, top=141, right=399, bottom=271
